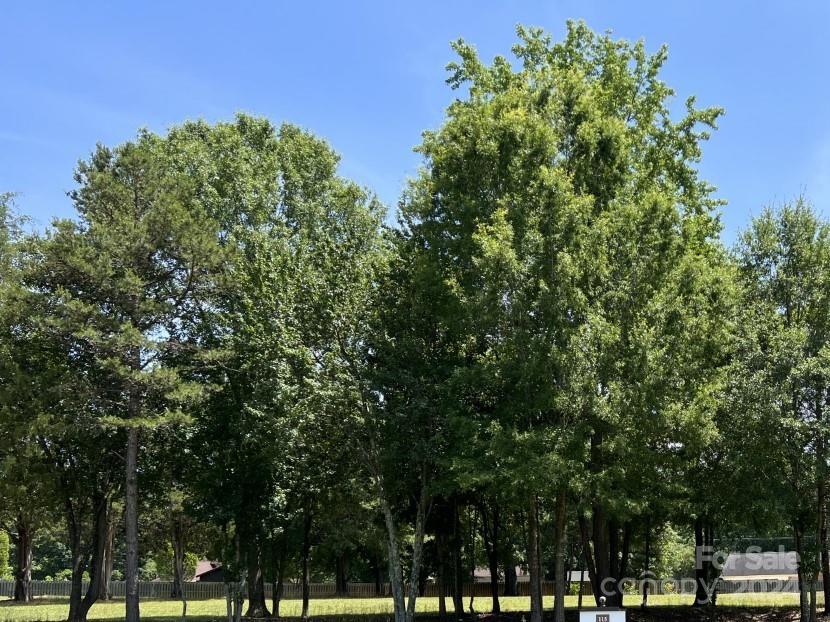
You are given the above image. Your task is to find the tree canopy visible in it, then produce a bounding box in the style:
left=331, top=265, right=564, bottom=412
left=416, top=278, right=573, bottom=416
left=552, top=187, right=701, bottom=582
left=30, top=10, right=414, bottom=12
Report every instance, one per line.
left=0, top=21, right=828, bottom=622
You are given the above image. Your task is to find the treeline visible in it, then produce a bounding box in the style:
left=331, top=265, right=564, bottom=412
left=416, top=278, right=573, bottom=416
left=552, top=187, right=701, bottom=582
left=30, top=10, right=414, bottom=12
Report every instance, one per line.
left=1, top=22, right=830, bottom=622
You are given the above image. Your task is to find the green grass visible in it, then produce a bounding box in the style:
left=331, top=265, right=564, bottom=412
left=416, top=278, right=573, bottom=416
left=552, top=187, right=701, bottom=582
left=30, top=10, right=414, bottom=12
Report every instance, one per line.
left=0, top=593, right=816, bottom=621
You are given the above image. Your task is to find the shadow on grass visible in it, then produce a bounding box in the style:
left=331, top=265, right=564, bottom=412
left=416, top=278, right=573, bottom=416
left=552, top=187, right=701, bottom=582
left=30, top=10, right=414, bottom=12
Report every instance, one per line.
left=1, top=603, right=824, bottom=622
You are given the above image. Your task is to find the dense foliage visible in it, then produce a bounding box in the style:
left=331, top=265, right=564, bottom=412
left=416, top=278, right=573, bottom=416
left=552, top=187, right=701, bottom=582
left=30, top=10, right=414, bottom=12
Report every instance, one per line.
left=1, top=22, right=828, bottom=622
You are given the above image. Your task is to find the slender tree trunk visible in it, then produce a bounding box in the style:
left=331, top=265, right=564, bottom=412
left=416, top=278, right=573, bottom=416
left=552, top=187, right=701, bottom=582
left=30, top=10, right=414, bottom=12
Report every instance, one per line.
left=125, top=426, right=140, bottom=622
left=693, top=517, right=710, bottom=606
left=172, top=522, right=187, bottom=622
left=467, top=508, right=477, bottom=614
left=171, top=516, right=184, bottom=598
left=272, top=538, right=286, bottom=618
left=798, top=531, right=809, bottom=622
left=817, top=388, right=830, bottom=613
left=451, top=496, right=464, bottom=616
left=230, top=532, right=246, bottom=622
left=578, top=566, right=585, bottom=610
left=436, top=530, right=447, bottom=618
left=245, top=541, right=270, bottom=619
left=101, top=513, right=115, bottom=601
left=68, top=546, right=88, bottom=622
left=608, top=519, right=619, bottom=596
left=641, top=517, right=651, bottom=608
left=553, top=492, right=567, bottom=622
left=381, top=494, right=406, bottom=622
left=68, top=495, right=110, bottom=622
left=380, top=490, right=408, bottom=622
left=171, top=512, right=188, bottom=622
left=586, top=431, right=619, bottom=605
left=503, top=548, right=518, bottom=597
left=528, top=495, right=543, bottom=622
left=301, top=506, right=312, bottom=620
left=335, top=551, right=349, bottom=596
left=480, top=500, right=501, bottom=614
left=821, top=493, right=830, bottom=615
left=405, top=481, right=429, bottom=622
left=12, top=514, right=33, bottom=602
left=615, top=522, right=631, bottom=607
left=578, top=513, right=600, bottom=606
left=373, top=551, right=383, bottom=597
left=810, top=577, right=817, bottom=622
left=66, top=511, right=86, bottom=622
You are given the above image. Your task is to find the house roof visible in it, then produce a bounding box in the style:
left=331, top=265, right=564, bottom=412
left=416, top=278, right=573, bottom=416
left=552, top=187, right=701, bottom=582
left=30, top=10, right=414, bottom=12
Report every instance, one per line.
left=193, top=560, right=223, bottom=580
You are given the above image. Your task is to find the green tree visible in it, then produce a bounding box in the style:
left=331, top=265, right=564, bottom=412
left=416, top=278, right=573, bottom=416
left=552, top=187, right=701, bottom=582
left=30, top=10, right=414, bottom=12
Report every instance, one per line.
left=152, top=116, right=386, bottom=622
left=732, top=199, right=830, bottom=622
left=29, top=132, right=225, bottom=622
left=400, top=21, right=725, bottom=620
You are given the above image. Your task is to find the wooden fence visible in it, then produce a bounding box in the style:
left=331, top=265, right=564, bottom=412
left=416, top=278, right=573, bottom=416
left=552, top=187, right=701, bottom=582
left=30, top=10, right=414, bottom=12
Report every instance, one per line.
left=0, top=578, right=814, bottom=601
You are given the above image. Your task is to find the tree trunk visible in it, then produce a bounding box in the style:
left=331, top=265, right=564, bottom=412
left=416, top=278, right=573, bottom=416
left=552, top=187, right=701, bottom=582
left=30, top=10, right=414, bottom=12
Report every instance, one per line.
left=503, top=548, right=518, bottom=597
left=230, top=532, right=247, bottom=622
left=450, top=496, right=464, bottom=618
left=245, top=543, right=270, bottom=619
left=693, top=517, right=715, bottom=606
left=577, top=512, right=601, bottom=606
left=436, top=531, right=447, bottom=618
left=810, top=577, right=817, bottom=622
left=171, top=516, right=184, bottom=599
left=335, top=551, right=349, bottom=597
left=12, top=514, right=33, bottom=602
left=301, top=505, right=312, bottom=620
left=68, top=495, right=110, bottom=622
left=817, top=388, right=830, bottom=613
left=528, top=495, right=543, bottom=622
left=404, top=481, right=429, bottom=622
left=67, top=545, right=88, bottom=622
left=272, top=539, right=286, bottom=618
left=380, top=494, right=406, bottom=622
left=641, top=517, right=651, bottom=608
left=66, top=500, right=86, bottom=622
left=100, top=511, right=115, bottom=601
left=615, top=522, right=631, bottom=606
left=467, top=508, right=477, bottom=614
left=480, top=500, right=501, bottom=614
left=451, top=496, right=464, bottom=616
left=125, top=426, right=140, bottom=622
left=578, top=566, right=585, bottom=611
left=373, top=551, right=383, bottom=597
left=795, top=519, right=817, bottom=622
left=172, top=519, right=188, bottom=622
left=553, top=492, right=567, bottom=622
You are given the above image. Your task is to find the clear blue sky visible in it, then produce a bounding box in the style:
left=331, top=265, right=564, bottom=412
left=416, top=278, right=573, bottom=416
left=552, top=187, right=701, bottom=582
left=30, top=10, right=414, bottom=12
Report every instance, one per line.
left=2, top=1, right=829, bottom=242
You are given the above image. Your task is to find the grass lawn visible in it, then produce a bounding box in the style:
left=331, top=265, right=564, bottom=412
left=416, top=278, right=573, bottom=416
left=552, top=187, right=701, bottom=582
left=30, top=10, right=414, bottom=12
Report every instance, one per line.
left=0, top=594, right=822, bottom=622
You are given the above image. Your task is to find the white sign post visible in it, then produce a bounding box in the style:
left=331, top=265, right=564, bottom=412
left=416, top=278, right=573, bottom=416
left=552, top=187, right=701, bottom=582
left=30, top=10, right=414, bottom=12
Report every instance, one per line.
left=578, top=608, right=626, bottom=622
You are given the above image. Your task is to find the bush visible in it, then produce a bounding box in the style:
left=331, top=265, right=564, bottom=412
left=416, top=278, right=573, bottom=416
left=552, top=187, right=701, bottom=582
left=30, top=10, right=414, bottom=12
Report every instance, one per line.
left=0, top=531, right=11, bottom=579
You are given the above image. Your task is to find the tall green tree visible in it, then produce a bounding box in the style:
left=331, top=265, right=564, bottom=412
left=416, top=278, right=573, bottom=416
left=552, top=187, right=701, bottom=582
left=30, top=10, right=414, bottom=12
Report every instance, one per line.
left=0, top=194, right=67, bottom=603
left=732, top=199, right=830, bottom=622
left=30, top=134, right=225, bottom=622
left=401, top=21, right=725, bottom=619
left=154, top=116, right=386, bottom=622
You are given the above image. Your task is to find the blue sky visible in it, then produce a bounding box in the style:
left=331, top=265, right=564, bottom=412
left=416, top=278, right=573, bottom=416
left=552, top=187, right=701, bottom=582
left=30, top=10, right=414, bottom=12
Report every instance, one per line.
left=2, top=1, right=829, bottom=243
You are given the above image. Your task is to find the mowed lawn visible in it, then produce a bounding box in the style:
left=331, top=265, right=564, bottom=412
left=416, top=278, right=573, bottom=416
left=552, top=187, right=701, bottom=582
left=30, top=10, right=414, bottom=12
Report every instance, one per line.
left=0, top=594, right=821, bottom=622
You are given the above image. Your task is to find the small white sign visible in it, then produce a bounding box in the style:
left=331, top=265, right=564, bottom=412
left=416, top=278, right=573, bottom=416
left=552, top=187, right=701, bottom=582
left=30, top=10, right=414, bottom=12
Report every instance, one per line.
left=578, top=609, right=626, bottom=622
